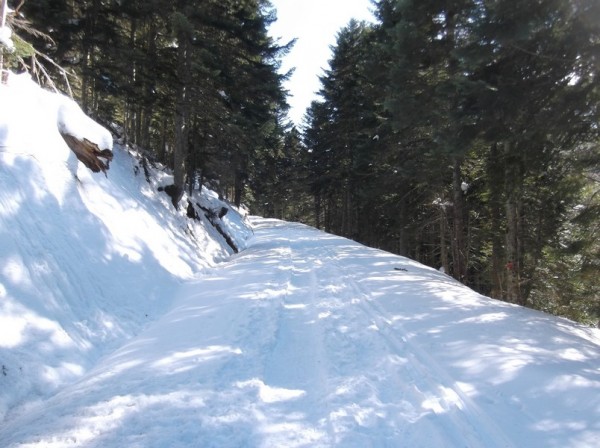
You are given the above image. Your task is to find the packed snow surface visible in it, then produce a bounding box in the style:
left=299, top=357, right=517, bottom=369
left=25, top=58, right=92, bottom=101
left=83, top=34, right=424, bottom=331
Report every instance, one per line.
left=1, top=73, right=600, bottom=447
left=1, top=218, right=600, bottom=447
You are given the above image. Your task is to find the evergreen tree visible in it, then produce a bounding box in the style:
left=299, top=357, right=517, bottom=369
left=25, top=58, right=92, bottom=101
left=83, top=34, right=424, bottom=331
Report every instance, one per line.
left=463, top=0, right=600, bottom=303
left=302, top=0, right=599, bottom=321
left=15, top=0, right=600, bottom=322
left=249, top=126, right=312, bottom=221
left=305, top=20, right=380, bottom=239
left=21, top=0, right=289, bottom=208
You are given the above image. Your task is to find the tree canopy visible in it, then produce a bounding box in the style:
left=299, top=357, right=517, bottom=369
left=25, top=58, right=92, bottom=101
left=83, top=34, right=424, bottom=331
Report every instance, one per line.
left=15, top=0, right=290, bottom=207
left=300, top=0, right=600, bottom=323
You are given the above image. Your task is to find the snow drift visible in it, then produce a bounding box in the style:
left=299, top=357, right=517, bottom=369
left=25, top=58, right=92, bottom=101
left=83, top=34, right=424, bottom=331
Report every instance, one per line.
left=0, top=73, right=251, bottom=421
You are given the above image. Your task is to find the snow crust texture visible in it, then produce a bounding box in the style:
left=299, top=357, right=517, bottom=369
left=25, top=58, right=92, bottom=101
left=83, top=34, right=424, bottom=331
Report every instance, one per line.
left=2, top=218, right=600, bottom=447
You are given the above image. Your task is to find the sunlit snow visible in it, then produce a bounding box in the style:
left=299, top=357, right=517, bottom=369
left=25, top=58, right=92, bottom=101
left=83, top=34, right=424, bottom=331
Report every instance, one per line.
left=1, top=73, right=599, bottom=447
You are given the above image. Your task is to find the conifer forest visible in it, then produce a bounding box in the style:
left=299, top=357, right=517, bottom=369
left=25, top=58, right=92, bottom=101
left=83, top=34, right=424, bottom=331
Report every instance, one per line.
left=2, top=0, right=599, bottom=324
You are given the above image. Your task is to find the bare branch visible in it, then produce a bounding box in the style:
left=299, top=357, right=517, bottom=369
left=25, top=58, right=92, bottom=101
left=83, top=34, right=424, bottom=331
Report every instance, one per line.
left=14, top=0, right=26, bottom=15
left=34, top=49, right=75, bottom=97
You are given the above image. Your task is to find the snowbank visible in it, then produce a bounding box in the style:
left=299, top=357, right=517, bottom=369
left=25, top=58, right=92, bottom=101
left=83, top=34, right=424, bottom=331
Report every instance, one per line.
left=0, top=73, right=251, bottom=421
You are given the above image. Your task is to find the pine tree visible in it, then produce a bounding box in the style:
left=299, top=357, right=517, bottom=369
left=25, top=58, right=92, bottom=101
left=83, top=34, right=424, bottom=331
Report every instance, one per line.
left=305, top=0, right=600, bottom=319
left=304, top=20, right=380, bottom=239
left=462, top=0, right=600, bottom=304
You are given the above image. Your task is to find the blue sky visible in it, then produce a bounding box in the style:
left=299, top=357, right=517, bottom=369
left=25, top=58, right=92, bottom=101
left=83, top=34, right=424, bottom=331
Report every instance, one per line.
left=268, top=0, right=375, bottom=127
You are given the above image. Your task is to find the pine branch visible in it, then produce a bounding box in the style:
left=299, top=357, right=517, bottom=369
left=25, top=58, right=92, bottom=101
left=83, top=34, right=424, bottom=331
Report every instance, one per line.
left=4, top=2, right=74, bottom=97
left=10, top=17, right=55, bottom=45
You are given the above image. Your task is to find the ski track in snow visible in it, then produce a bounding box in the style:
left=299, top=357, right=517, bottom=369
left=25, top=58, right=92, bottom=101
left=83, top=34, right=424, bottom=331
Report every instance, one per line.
left=1, top=219, right=600, bottom=447
left=324, top=247, right=514, bottom=447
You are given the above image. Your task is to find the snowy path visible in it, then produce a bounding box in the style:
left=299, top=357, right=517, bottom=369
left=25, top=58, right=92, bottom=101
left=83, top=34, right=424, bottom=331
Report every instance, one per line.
left=1, top=218, right=600, bottom=447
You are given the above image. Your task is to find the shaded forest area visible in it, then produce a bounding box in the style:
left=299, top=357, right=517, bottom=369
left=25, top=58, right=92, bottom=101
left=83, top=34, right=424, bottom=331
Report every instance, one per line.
left=1, top=0, right=599, bottom=324
left=296, top=0, right=600, bottom=323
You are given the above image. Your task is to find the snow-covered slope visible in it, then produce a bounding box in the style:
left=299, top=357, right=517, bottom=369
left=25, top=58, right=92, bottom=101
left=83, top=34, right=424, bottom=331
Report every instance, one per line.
left=1, top=219, right=599, bottom=447
left=0, top=74, right=251, bottom=422
left=1, top=74, right=600, bottom=447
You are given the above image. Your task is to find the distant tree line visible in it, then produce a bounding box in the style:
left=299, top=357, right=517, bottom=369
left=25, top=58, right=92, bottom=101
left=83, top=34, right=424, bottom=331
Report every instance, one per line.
left=272, top=0, right=600, bottom=323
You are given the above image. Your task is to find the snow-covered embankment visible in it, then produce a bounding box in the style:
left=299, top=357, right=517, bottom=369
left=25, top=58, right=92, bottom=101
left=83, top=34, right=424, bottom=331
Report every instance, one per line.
left=0, top=73, right=250, bottom=422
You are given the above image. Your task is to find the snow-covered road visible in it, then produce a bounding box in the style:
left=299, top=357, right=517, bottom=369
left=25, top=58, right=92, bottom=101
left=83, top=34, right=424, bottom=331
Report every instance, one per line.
left=1, top=218, right=599, bottom=447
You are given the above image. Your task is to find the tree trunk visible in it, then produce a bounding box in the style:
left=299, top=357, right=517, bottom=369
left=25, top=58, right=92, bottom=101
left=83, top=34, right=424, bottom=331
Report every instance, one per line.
left=0, top=0, right=7, bottom=78
left=173, top=32, right=191, bottom=204
left=451, top=156, right=468, bottom=283
left=0, top=0, right=6, bottom=31
left=141, top=19, right=157, bottom=149
left=159, top=115, right=168, bottom=164
left=314, top=193, right=322, bottom=229
left=504, top=140, right=522, bottom=304
left=81, top=0, right=100, bottom=113
left=325, top=194, right=333, bottom=233
left=505, top=198, right=521, bottom=303
left=440, top=206, right=449, bottom=274
left=488, top=143, right=505, bottom=299
left=81, top=48, right=91, bottom=112
left=342, top=179, right=356, bottom=238
left=127, top=17, right=137, bottom=145
left=234, top=167, right=244, bottom=208
left=398, top=197, right=408, bottom=256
